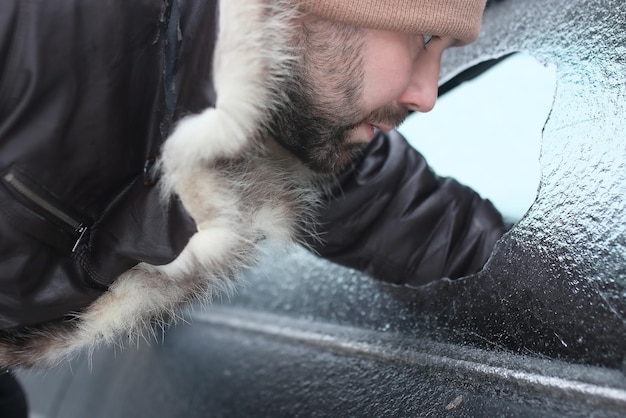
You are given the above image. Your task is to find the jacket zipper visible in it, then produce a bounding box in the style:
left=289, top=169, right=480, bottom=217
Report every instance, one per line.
left=3, top=172, right=88, bottom=252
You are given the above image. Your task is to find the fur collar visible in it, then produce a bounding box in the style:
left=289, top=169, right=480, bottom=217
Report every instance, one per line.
left=0, top=0, right=320, bottom=368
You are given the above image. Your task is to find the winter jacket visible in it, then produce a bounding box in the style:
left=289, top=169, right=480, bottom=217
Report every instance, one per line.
left=0, top=0, right=504, bottom=366
left=309, top=129, right=506, bottom=286
left=0, top=0, right=199, bottom=330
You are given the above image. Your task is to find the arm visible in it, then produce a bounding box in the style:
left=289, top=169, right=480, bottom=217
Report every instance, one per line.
left=308, top=130, right=507, bottom=286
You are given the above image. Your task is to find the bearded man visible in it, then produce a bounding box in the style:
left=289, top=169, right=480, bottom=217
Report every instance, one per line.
left=0, top=0, right=505, bottom=370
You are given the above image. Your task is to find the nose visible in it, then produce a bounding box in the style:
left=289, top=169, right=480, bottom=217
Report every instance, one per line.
left=396, top=48, right=443, bottom=113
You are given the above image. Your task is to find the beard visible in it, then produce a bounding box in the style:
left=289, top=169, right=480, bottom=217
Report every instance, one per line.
left=267, top=76, right=364, bottom=174
left=266, top=17, right=409, bottom=174
left=267, top=71, right=409, bottom=174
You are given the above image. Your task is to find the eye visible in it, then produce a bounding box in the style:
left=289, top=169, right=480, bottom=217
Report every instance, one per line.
left=423, top=34, right=434, bottom=45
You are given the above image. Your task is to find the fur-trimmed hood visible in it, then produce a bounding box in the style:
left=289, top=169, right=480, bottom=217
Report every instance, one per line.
left=0, top=0, right=319, bottom=369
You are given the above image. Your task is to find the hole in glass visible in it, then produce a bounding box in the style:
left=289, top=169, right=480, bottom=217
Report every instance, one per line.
left=398, top=52, right=557, bottom=225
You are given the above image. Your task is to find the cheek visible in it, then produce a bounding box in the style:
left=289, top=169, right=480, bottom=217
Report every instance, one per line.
left=361, top=39, right=414, bottom=110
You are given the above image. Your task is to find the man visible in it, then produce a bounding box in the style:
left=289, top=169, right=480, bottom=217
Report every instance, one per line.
left=0, top=0, right=504, bottom=369
left=290, top=2, right=506, bottom=283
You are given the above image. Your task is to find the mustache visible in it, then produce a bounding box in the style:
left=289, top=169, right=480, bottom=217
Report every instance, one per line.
left=366, top=103, right=410, bottom=128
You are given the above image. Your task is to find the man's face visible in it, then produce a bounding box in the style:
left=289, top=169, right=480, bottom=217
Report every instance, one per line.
left=269, top=17, right=455, bottom=173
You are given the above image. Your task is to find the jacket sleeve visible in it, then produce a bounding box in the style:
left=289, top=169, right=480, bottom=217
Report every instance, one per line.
left=307, top=129, right=508, bottom=286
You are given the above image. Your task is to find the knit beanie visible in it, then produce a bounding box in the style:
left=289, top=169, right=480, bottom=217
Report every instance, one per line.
left=300, top=0, right=487, bottom=44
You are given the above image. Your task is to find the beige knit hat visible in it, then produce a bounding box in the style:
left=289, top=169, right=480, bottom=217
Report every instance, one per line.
left=300, top=0, right=487, bottom=44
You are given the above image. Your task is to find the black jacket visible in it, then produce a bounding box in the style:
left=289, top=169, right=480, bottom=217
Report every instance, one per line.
left=309, top=130, right=506, bottom=286
left=0, top=0, right=504, bottom=330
